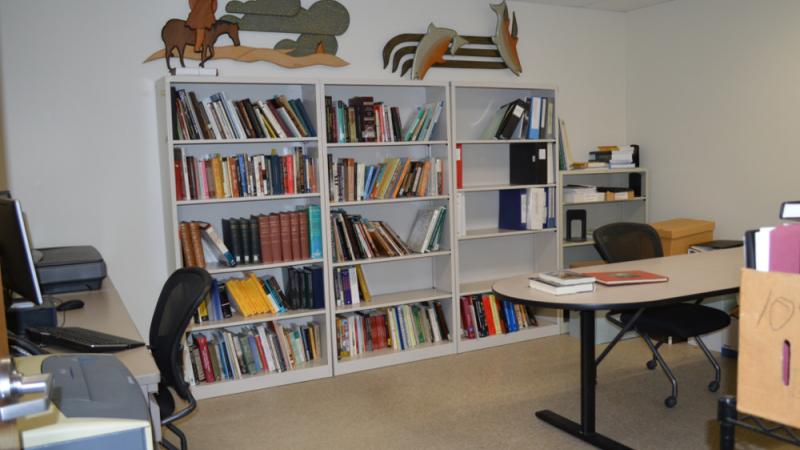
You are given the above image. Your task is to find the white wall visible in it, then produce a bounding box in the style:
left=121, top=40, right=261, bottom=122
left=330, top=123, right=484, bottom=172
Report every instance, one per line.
left=0, top=0, right=627, bottom=337
left=627, top=0, right=800, bottom=239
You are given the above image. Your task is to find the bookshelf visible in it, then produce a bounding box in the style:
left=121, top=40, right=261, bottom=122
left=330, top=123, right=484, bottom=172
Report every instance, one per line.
left=158, top=76, right=331, bottom=399
left=450, top=81, right=564, bottom=353
left=321, top=80, right=457, bottom=375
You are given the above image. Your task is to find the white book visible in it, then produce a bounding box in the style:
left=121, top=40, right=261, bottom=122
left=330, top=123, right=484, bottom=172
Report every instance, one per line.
left=348, top=266, right=360, bottom=304
left=212, top=101, right=234, bottom=139
left=529, top=277, right=595, bottom=295
left=388, top=310, right=399, bottom=350
left=538, top=270, right=596, bottom=286
left=183, top=342, right=196, bottom=385
left=223, top=332, right=242, bottom=378
left=419, top=207, right=442, bottom=253
left=427, top=306, right=441, bottom=342
left=755, top=226, right=775, bottom=271
left=173, top=67, right=218, bottom=76
left=257, top=100, right=288, bottom=139
left=423, top=101, right=443, bottom=141
left=201, top=99, right=221, bottom=139
left=256, top=325, right=276, bottom=373
left=221, top=95, right=246, bottom=139
left=385, top=107, right=394, bottom=142
left=356, top=163, right=365, bottom=201
left=407, top=207, right=437, bottom=253
left=275, top=106, right=301, bottom=137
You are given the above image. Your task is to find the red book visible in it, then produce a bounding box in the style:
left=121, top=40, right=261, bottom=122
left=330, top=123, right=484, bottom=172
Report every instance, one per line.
left=290, top=211, right=302, bottom=260
left=455, top=144, right=463, bottom=189
left=584, top=270, right=669, bottom=286
left=481, top=295, right=496, bottom=335
left=257, top=215, right=273, bottom=263
left=268, top=213, right=283, bottom=261
left=253, top=333, right=269, bottom=371
left=279, top=212, right=293, bottom=261
left=194, top=334, right=215, bottom=383
left=460, top=296, right=475, bottom=339
left=285, top=153, right=295, bottom=194
left=299, top=210, right=310, bottom=259
left=173, top=149, right=185, bottom=201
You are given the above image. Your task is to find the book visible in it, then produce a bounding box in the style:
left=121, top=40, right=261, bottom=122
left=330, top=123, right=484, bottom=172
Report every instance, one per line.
left=537, top=270, right=596, bottom=286
left=584, top=270, right=669, bottom=286
left=529, top=277, right=595, bottom=295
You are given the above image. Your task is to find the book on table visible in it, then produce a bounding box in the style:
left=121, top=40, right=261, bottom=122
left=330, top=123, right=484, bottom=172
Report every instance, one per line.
left=584, top=270, right=668, bottom=286
left=528, top=277, right=595, bottom=295
left=537, top=270, right=596, bottom=286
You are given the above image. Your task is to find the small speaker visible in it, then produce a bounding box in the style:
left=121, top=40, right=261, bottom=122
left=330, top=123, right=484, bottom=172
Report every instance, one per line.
left=566, top=210, right=587, bottom=242
left=629, top=173, right=642, bottom=197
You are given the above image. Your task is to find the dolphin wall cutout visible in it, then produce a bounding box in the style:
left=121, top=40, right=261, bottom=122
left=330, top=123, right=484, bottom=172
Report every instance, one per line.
left=383, top=1, right=521, bottom=79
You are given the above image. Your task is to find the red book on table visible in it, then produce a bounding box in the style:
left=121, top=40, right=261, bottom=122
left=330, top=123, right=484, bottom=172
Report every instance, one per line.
left=584, top=270, right=668, bottom=286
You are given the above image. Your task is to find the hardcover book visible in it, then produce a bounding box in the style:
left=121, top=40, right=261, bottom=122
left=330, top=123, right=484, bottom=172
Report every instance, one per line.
left=584, top=270, right=669, bottom=286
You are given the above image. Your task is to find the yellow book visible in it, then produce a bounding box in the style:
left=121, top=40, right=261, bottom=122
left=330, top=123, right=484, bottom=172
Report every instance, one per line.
left=390, top=159, right=412, bottom=199
left=487, top=294, right=502, bottom=334
left=238, top=275, right=262, bottom=315
left=377, top=158, right=400, bottom=199
left=355, top=265, right=371, bottom=302
left=308, top=326, right=317, bottom=360
left=225, top=280, right=251, bottom=316
left=211, top=155, right=225, bottom=199
left=245, top=273, right=272, bottom=314
left=197, top=299, right=209, bottom=320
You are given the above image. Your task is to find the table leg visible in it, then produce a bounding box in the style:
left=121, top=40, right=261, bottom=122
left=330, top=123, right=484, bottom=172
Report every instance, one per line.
left=535, top=310, right=633, bottom=450
left=718, top=396, right=736, bottom=450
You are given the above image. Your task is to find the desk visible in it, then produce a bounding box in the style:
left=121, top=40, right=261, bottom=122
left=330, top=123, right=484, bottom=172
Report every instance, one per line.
left=493, top=248, right=742, bottom=450
left=47, top=279, right=161, bottom=441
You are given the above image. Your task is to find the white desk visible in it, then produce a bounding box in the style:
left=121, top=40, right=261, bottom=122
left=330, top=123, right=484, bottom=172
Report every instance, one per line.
left=493, top=248, right=743, bottom=450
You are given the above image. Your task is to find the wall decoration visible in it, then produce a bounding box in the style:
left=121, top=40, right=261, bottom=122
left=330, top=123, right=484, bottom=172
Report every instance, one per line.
left=145, top=0, right=349, bottom=71
left=383, top=0, right=521, bottom=79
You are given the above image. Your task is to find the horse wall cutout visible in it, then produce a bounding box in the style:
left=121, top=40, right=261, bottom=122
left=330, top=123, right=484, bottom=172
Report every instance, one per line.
left=383, top=1, right=521, bottom=80
left=144, top=0, right=350, bottom=71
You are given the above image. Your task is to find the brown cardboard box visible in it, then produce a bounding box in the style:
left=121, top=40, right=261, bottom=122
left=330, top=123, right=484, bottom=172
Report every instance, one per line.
left=650, top=218, right=715, bottom=255
left=603, top=190, right=634, bottom=201
left=738, top=269, right=800, bottom=428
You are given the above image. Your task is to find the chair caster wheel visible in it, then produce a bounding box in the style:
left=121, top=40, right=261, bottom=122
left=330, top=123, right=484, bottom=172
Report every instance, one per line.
left=708, top=381, right=720, bottom=392
left=646, top=360, right=657, bottom=370
left=665, top=396, right=677, bottom=408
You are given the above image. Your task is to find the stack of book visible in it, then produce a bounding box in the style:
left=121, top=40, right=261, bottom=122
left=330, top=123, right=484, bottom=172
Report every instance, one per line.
left=325, top=96, right=444, bottom=143
left=173, top=147, right=318, bottom=201
left=480, top=96, right=555, bottom=140
left=332, top=265, right=372, bottom=306
left=497, top=187, right=556, bottom=231
left=186, top=320, right=321, bottom=384
left=178, top=206, right=322, bottom=269
left=171, top=88, right=316, bottom=140
left=327, top=156, right=445, bottom=202
left=460, top=293, right=538, bottom=340
left=330, top=211, right=409, bottom=262
left=335, top=301, right=450, bottom=359
left=563, top=185, right=605, bottom=203
left=528, top=271, right=596, bottom=295
left=589, top=145, right=639, bottom=169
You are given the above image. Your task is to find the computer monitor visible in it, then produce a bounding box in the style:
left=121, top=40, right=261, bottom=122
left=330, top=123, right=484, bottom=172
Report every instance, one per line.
left=0, top=198, right=44, bottom=305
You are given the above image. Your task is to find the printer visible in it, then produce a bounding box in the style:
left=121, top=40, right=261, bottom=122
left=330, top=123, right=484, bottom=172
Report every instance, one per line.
left=34, top=246, right=106, bottom=294
left=14, top=354, right=153, bottom=449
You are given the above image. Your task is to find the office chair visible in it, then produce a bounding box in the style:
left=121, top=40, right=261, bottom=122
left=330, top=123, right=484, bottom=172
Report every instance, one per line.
left=593, top=222, right=730, bottom=408
left=148, top=267, right=212, bottom=450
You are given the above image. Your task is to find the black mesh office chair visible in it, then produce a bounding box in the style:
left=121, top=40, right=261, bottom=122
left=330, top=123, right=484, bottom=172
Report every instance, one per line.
left=593, top=222, right=730, bottom=408
left=148, top=268, right=212, bottom=450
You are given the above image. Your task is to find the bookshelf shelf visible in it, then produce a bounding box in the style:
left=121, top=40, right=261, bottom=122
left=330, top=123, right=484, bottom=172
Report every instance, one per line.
left=458, top=227, right=556, bottom=241
left=174, top=137, right=318, bottom=145
left=335, top=288, right=451, bottom=313
left=563, top=196, right=647, bottom=206
left=326, top=140, right=448, bottom=148
left=206, top=258, right=325, bottom=275
left=176, top=192, right=320, bottom=206
left=331, top=250, right=451, bottom=268
left=458, top=183, right=557, bottom=193
left=330, top=195, right=449, bottom=207
left=190, top=358, right=330, bottom=400
left=561, top=168, right=647, bottom=176
left=458, top=317, right=561, bottom=353
left=334, top=340, right=455, bottom=375
left=189, top=308, right=326, bottom=332
left=457, top=139, right=556, bottom=145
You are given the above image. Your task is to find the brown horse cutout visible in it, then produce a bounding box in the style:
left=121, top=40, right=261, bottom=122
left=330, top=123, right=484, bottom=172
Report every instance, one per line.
left=161, top=19, right=240, bottom=70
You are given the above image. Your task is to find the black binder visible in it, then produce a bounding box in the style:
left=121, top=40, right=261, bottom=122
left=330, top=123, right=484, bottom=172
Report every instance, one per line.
left=509, top=143, right=548, bottom=185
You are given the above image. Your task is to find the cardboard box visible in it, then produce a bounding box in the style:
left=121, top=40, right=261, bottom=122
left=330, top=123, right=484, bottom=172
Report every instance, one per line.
left=603, top=190, right=634, bottom=201
left=650, top=218, right=715, bottom=255
left=738, top=269, right=800, bottom=428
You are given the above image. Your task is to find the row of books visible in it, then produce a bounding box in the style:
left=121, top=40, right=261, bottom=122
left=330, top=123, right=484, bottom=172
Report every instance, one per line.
left=460, top=293, right=539, bottom=340
left=563, top=185, right=636, bottom=203
left=588, top=145, right=639, bottom=169
left=196, top=267, right=323, bottom=323
left=327, top=156, right=445, bottom=203
left=325, top=96, right=444, bottom=143
left=333, top=265, right=372, bottom=306
left=171, top=88, right=316, bottom=141
left=480, top=96, right=555, bottom=140
left=335, top=301, right=450, bottom=358
left=498, top=187, right=557, bottom=231
left=186, top=320, right=321, bottom=384
left=173, top=147, right=318, bottom=201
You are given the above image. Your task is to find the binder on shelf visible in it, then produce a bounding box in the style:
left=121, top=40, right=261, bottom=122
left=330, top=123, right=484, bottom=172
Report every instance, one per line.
left=509, top=142, right=549, bottom=185
left=498, top=189, right=527, bottom=230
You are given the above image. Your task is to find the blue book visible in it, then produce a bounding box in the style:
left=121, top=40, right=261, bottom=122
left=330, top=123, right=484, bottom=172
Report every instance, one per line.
left=363, top=166, right=376, bottom=199
left=237, top=154, right=249, bottom=195
left=498, top=189, right=527, bottom=230
left=308, top=205, right=323, bottom=258
left=393, top=307, right=406, bottom=350
left=504, top=301, right=518, bottom=332
left=210, top=279, right=224, bottom=321
left=341, top=268, right=352, bottom=305
left=261, top=278, right=287, bottom=312
left=214, top=335, right=231, bottom=379
left=545, top=187, right=557, bottom=229
left=291, top=99, right=317, bottom=137
left=527, top=96, right=541, bottom=139
left=246, top=334, right=263, bottom=372
left=310, top=266, right=325, bottom=309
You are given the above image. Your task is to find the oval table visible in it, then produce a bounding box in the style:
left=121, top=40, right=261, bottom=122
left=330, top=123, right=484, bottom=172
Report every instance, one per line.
left=493, top=248, right=742, bottom=450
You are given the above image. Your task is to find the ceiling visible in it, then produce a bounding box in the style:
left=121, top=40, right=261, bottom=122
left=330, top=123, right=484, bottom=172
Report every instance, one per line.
left=517, top=0, right=674, bottom=13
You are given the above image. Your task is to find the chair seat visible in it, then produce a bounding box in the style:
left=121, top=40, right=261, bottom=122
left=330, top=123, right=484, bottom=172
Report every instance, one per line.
left=621, top=303, right=731, bottom=340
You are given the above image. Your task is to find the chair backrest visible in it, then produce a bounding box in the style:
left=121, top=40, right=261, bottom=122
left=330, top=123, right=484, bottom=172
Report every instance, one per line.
left=593, top=222, right=664, bottom=263
left=149, top=268, right=211, bottom=401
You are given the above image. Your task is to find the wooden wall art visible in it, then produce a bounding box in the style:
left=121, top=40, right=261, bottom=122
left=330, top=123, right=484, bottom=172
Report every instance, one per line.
left=383, top=0, right=521, bottom=79
left=145, top=0, right=350, bottom=71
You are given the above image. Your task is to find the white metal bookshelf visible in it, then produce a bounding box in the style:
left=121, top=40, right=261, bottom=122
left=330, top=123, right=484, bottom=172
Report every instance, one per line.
left=450, top=81, right=564, bottom=353
left=158, top=76, right=332, bottom=399
left=321, top=80, right=457, bottom=375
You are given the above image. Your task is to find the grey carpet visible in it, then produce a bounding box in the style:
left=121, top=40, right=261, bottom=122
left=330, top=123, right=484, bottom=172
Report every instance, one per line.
left=179, top=335, right=790, bottom=449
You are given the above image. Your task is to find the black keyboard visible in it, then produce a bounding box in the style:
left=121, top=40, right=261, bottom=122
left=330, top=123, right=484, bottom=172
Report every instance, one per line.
left=26, top=327, right=145, bottom=353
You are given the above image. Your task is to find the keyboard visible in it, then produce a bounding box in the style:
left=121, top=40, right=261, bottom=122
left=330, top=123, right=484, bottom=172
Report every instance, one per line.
left=26, top=327, right=145, bottom=353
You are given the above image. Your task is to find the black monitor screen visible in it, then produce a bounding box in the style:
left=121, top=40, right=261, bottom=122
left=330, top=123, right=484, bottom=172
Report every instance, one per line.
left=0, top=199, right=43, bottom=305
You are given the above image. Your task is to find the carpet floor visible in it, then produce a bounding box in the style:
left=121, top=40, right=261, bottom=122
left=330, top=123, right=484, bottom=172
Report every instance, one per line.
left=179, top=335, right=790, bottom=449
